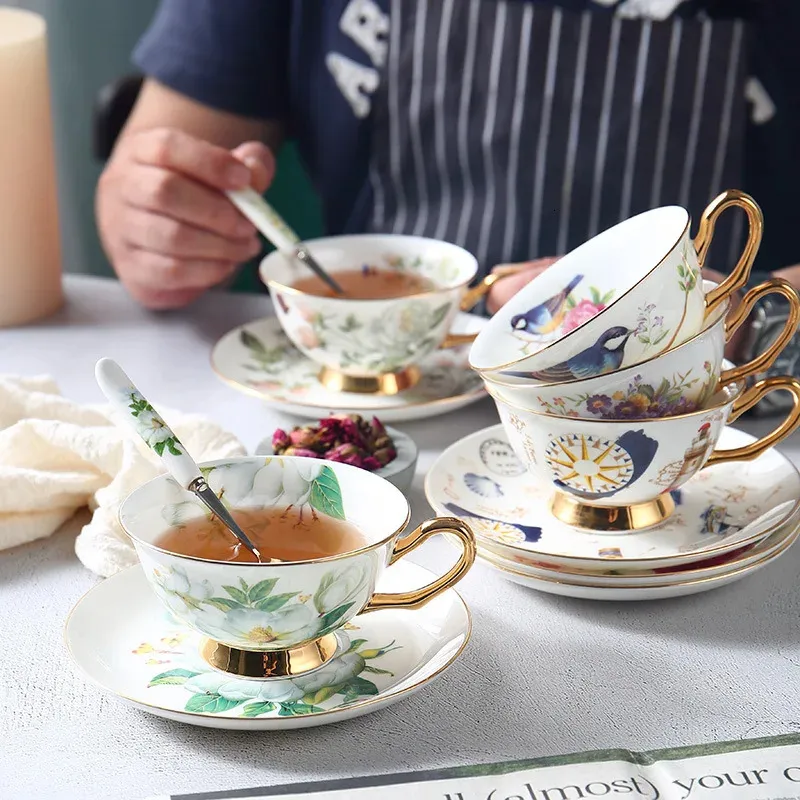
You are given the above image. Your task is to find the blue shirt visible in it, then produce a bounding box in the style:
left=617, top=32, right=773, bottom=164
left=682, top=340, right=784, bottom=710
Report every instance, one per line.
left=134, top=0, right=800, bottom=274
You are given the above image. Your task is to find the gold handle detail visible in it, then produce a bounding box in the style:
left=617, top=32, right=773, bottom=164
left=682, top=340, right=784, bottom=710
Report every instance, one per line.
left=704, top=376, right=800, bottom=468
left=441, top=265, right=530, bottom=349
left=696, top=190, right=763, bottom=318
left=363, top=517, right=476, bottom=612
left=719, top=278, right=800, bottom=385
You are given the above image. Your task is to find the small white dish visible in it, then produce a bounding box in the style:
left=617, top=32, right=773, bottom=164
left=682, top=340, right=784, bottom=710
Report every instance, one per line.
left=424, top=424, right=800, bottom=571
left=211, top=314, right=486, bottom=422
left=474, top=523, right=798, bottom=601
left=65, top=561, right=471, bottom=730
left=255, top=425, right=418, bottom=494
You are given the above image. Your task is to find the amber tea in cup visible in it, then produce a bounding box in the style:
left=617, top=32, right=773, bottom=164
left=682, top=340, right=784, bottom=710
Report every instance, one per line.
left=155, top=506, right=367, bottom=563
left=291, top=266, right=437, bottom=299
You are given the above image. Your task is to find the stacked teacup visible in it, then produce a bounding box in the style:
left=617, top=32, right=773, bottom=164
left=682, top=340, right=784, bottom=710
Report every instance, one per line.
left=465, top=190, right=800, bottom=595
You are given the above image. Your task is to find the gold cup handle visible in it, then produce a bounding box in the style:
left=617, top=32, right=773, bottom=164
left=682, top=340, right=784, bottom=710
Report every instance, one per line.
left=704, top=376, right=800, bottom=468
left=363, top=517, right=476, bottom=612
left=440, top=264, right=530, bottom=349
left=719, top=278, right=800, bottom=385
left=696, top=190, right=764, bottom=318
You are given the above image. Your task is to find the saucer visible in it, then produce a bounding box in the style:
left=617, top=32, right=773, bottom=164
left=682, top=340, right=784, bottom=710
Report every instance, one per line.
left=424, top=424, right=800, bottom=571
left=211, top=314, right=486, bottom=422
left=476, top=520, right=799, bottom=601
left=65, top=562, right=471, bottom=730
left=471, top=510, right=799, bottom=587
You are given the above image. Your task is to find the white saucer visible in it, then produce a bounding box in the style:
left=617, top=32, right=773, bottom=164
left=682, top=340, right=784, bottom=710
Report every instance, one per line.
left=425, top=424, right=800, bottom=571
left=471, top=511, right=799, bottom=587
left=65, top=562, right=471, bottom=730
left=211, top=314, right=486, bottom=422
left=477, top=522, right=799, bottom=601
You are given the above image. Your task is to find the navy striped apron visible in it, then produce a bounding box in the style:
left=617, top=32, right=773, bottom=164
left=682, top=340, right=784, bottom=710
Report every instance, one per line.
left=366, top=0, right=749, bottom=275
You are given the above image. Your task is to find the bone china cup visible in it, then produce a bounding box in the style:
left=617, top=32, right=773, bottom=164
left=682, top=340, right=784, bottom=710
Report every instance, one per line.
left=487, top=377, right=800, bottom=531
left=119, top=456, right=476, bottom=652
left=469, top=190, right=763, bottom=382
left=260, top=234, right=502, bottom=392
left=483, top=278, right=800, bottom=420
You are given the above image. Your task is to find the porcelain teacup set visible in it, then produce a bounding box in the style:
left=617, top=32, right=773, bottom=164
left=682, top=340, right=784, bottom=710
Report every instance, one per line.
left=424, top=190, right=800, bottom=600
left=67, top=189, right=800, bottom=729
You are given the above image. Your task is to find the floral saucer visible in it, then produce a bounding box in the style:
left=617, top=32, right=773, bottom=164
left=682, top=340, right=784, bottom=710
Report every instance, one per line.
left=65, top=562, right=470, bottom=730
left=471, top=511, right=799, bottom=587
left=211, top=314, right=486, bottom=422
left=476, top=520, right=799, bottom=601
left=424, top=424, right=800, bottom=571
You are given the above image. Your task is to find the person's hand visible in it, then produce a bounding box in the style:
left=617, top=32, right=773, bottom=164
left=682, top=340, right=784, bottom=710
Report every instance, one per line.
left=486, top=257, right=560, bottom=314
left=96, top=129, right=275, bottom=309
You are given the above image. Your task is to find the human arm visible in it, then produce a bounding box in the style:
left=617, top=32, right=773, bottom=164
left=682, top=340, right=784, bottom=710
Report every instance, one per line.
left=96, top=80, right=285, bottom=309
left=96, top=0, right=292, bottom=309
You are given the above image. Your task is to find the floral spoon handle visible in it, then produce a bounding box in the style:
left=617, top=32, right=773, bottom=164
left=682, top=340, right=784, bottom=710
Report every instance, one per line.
left=94, top=358, right=263, bottom=562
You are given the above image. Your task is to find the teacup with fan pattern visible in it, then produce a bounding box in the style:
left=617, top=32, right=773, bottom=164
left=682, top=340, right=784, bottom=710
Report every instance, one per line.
left=487, top=376, right=800, bottom=531
left=470, top=190, right=763, bottom=383
left=119, top=456, right=476, bottom=653
left=483, top=278, right=800, bottom=420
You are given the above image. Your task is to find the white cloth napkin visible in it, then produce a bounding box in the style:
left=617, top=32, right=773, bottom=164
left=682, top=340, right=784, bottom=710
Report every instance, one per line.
left=0, top=375, right=246, bottom=576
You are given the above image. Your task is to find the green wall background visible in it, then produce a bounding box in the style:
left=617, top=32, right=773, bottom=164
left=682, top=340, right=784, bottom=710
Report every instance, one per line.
left=5, top=0, right=323, bottom=292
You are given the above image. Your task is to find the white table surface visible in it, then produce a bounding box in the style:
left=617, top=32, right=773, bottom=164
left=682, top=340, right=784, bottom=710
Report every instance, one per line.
left=2, top=276, right=799, bottom=800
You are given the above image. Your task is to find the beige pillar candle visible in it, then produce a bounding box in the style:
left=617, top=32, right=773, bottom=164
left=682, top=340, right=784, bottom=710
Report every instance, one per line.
left=0, top=7, right=63, bottom=327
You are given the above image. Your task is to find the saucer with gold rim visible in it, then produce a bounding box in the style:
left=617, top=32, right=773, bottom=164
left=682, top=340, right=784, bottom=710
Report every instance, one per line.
left=65, top=562, right=470, bottom=730
left=469, top=508, right=800, bottom=588
left=424, top=425, right=800, bottom=572
left=473, top=520, right=799, bottom=601
left=211, top=314, right=486, bottom=422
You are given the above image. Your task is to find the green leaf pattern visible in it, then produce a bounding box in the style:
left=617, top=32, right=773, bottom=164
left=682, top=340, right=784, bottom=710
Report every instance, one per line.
left=127, top=390, right=183, bottom=457
left=140, top=636, right=400, bottom=719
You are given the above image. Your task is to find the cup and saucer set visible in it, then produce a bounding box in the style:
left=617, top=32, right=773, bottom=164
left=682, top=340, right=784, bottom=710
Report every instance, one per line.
left=210, top=234, right=503, bottom=422
left=66, top=190, right=800, bottom=729
left=428, top=189, right=800, bottom=600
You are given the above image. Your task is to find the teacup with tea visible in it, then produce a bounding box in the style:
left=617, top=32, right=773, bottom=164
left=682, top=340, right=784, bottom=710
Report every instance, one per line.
left=119, top=455, right=476, bottom=679
left=260, top=234, right=497, bottom=395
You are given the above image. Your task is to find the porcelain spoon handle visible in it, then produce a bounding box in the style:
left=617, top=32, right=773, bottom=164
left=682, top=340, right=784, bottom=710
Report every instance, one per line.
left=94, top=358, right=263, bottom=562
left=226, top=187, right=344, bottom=295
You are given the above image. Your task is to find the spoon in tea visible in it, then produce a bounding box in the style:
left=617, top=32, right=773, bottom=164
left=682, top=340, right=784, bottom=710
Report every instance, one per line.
left=94, top=357, right=265, bottom=563
left=226, top=187, right=345, bottom=296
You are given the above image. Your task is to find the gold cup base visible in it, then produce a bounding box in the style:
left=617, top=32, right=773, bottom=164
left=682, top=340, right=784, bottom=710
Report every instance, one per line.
left=550, top=493, right=676, bottom=532
left=317, top=365, right=421, bottom=395
left=200, top=633, right=340, bottom=680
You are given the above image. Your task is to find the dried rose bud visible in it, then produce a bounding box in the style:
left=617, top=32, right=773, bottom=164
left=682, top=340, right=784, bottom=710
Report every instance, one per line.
left=325, top=442, right=370, bottom=467
left=284, top=446, right=322, bottom=459
left=362, top=455, right=382, bottom=471
left=289, top=428, right=319, bottom=448
left=372, top=446, right=397, bottom=467
left=371, top=416, right=387, bottom=438
left=272, top=428, right=291, bottom=453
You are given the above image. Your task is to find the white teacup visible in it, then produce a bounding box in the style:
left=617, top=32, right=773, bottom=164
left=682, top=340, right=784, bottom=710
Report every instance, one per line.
left=119, top=456, right=475, bottom=677
left=260, top=234, right=496, bottom=395
left=487, top=377, right=800, bottom=532
left=470, top=190, right=762, bottom=382
left=483, top=278, right=800, bottom=420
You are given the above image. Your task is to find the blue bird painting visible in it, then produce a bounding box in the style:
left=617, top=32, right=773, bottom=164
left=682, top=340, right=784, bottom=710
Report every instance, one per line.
left=504, top=326, right=634, bottom=383
left=510, top=275, right=584, bottom=336
left=551, top=429, right=659, bottom=500
left=463, top=472, right=504, bottom=498
left=443, top=502, right=543, bottom=543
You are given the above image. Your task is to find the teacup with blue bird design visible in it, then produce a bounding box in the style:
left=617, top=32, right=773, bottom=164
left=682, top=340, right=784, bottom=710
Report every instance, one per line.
left=470, top=190, right=763, bottom=383
left=487, top=375, right=800, bottom=531
left=483, top=278, right=800, bottom=420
